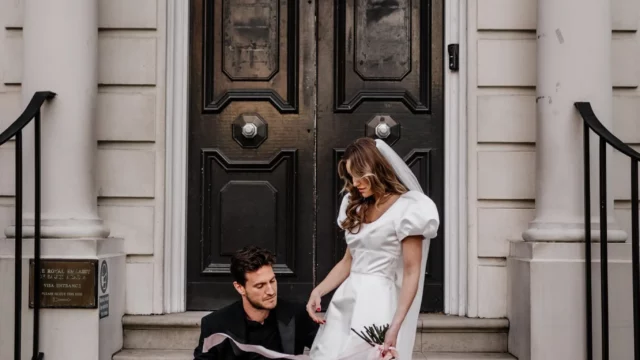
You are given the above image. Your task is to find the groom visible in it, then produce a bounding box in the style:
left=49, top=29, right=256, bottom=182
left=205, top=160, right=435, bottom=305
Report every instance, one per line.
left=193, top=246, right=319, bottom=359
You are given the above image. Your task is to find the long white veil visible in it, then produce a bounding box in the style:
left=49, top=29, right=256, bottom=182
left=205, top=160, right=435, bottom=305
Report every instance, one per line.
left=374, top=139, right=423, bottom=193
left=375, top=139, right=434, bottom=358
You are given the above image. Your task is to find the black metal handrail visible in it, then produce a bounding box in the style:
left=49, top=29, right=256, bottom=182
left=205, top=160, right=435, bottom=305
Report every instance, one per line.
left=575, top=101, right=640, bottom=360
left=0, top=91, right=55, bottom=360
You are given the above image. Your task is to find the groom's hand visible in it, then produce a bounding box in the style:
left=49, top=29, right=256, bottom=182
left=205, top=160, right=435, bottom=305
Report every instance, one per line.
left=305, top=290, right=325, bottom=324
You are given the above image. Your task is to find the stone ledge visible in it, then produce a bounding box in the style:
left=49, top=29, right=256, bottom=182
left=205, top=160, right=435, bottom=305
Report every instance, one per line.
left=417, top=314, right=508, bottom=332
left=123, top=311, right=207, bottom=328
left=123, top=312, right=509, bottom=332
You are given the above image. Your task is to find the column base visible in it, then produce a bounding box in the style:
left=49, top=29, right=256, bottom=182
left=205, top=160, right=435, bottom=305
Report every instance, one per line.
left=508, top=241, right=633, bottom=360
left=0, top=237, right=124, bottom=360
left=522, top=220, right=627, bottom=242
left=5, top=218, right=110, bottom=239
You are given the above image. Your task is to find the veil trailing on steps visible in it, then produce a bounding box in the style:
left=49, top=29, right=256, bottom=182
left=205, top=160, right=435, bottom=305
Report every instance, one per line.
left=374, top=139, right=438, bottom=357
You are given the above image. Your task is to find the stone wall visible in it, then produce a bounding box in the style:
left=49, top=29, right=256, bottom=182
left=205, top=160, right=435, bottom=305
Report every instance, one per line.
left=466, top=0, right=640, bottom=317
left=1, top=0, right=639, bottom=318
left=0, top=0, right=167, bottom=315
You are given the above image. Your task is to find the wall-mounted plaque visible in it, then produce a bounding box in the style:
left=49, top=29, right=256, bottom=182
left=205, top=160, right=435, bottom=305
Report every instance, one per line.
left=29, top=259, right=98, bottom=309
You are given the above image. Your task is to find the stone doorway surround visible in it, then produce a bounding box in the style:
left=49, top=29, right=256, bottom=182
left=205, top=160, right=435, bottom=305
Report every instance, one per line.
left=162, top=0, right=469, bottom=316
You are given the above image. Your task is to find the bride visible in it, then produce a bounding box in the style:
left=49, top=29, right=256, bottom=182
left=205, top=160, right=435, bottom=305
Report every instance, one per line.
left=306, top=138, right=439, bottom=360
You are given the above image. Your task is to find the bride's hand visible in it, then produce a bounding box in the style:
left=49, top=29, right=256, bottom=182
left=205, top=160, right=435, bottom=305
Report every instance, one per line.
left=381, top=347, right=398, bottom=360
left=382, top=324, right=400, bottom=356
left=306, top=290, right=325, bottom=324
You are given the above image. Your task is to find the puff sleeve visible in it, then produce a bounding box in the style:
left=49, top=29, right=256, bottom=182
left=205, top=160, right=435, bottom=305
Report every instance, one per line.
left=395, top=191, right=440, bottom=241
left=336, top=193, right=350, bottom=229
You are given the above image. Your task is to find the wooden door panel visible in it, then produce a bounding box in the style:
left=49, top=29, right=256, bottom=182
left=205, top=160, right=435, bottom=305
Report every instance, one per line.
left=334, top=0, right=432, bottom=113
left=187, top=0, right=315, bottom=310
left=317, top=0, right=445, bottom=312
left=202, top=0, right=298, bottom=112
left=200, top=149, right=298, bottom=275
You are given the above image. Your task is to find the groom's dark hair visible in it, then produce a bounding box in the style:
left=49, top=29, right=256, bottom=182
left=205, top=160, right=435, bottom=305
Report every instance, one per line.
left=230, top=246, right=276, bottom=286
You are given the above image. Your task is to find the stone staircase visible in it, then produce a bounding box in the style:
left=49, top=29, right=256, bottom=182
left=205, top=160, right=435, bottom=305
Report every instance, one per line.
left=113, top=313, right=516, bottom=359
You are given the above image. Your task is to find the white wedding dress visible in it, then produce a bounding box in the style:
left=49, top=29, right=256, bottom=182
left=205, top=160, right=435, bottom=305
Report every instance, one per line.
left=309, top=190, right=439, bottom=360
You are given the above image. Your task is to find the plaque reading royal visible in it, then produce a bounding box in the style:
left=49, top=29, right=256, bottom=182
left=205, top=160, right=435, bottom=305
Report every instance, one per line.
left=29, top=259, right=98, bottom=309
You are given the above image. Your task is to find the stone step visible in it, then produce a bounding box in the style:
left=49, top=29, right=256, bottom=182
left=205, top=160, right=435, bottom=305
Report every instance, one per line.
left=123, top=312, right=203, bottom=351
left=113, top=349, right=516, bottom=360
left=421, top=353, right=516, bottom=360
left=113, top=349, right=192, bottom=360
left=122, top=312, right=509, bottom=353
left=415, top=315, right=508, bottom=353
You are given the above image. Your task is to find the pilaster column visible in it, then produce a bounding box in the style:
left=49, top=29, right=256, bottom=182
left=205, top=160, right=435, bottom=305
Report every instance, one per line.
left=522, top=0, right=625, bottom=242
left=0, top=5, right=124, bottom=359
left=508, top=1, right=633, bottom=359
left=6, top=0, right=109, bottom=238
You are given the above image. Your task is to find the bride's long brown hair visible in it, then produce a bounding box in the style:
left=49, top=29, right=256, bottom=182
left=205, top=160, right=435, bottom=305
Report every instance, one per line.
left=338, top=138, right=407, bottom=234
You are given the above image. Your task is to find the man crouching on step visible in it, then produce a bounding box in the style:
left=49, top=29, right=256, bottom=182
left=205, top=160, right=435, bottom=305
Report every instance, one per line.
left=193, top=245, right=319, bottom=359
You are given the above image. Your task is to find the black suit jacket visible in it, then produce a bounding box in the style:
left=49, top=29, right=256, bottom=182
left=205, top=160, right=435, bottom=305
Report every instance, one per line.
left=193, top=298, right=319, bottom=359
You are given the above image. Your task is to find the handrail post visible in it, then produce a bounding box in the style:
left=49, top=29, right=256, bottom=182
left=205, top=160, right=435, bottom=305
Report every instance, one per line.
left=14, top=131, right=22, bottom=360
left=584, top=123, right=593, bottom=360
left=631, top=159, right=640, bottom=359
left=599, top=138, right=610, bottom=359
left=32, top=110, right=43, bottom=360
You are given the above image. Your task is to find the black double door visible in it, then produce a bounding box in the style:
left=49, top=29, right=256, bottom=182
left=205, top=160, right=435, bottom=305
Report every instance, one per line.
left=186, top=0, right=444, bottom=312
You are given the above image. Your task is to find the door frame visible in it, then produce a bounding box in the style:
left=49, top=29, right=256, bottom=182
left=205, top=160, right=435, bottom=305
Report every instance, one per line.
left=162, top=0, right=469, bottom=316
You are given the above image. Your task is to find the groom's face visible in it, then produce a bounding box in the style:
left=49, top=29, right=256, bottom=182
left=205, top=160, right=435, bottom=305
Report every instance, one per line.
left=239, top=265, right=278, bottom=310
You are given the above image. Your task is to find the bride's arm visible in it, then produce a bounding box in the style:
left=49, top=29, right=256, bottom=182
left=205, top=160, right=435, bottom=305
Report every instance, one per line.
left=389, top=236, right=423, bottom=333
left=306, top=248, right=352, bottom=323
left=314, top=248, right=352, bottom=296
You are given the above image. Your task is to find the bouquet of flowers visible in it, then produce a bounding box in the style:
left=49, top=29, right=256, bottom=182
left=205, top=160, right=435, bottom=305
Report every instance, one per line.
left=351, top=324, right=390, bottom=347
left=350, top=324, right=399, bottom=360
